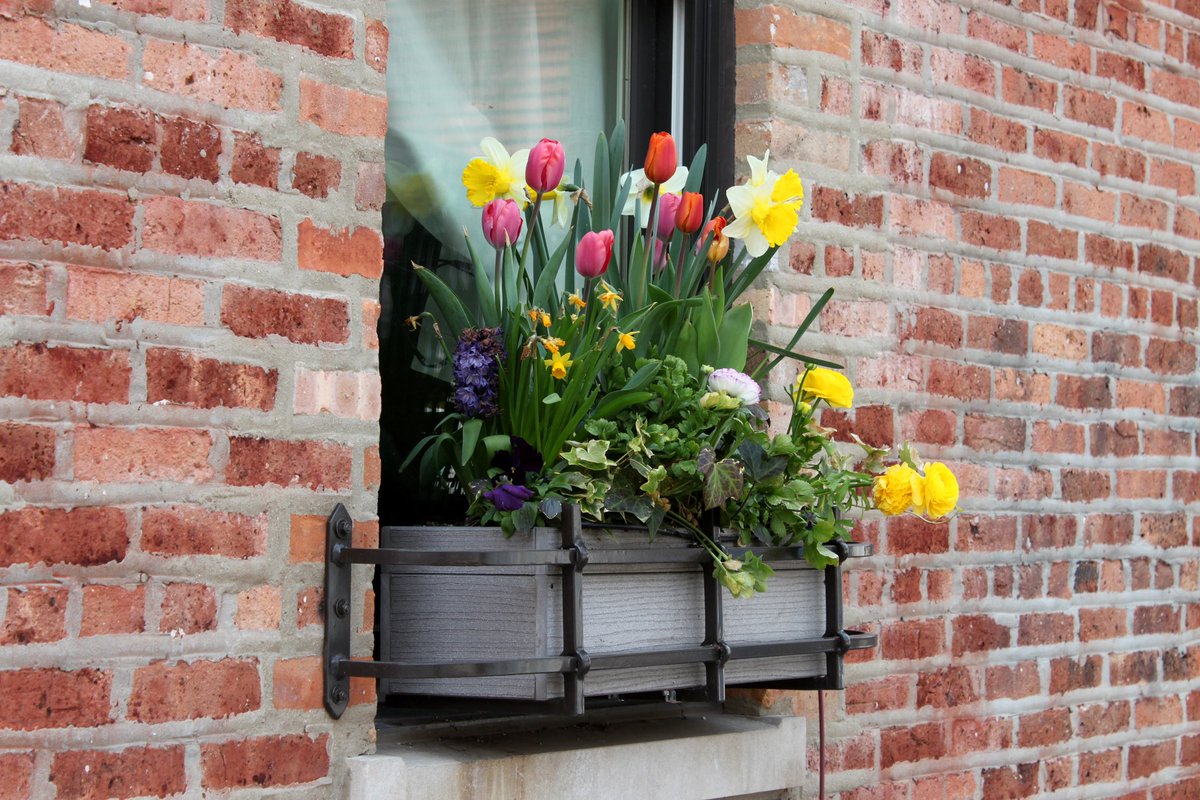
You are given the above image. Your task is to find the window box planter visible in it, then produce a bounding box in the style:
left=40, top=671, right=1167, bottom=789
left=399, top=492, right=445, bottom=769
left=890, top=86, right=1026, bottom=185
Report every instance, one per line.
left=324, top=504, right=875, bottom=719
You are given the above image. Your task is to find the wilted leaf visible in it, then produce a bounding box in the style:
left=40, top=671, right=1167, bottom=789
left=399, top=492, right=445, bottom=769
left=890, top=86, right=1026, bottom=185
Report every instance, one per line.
left=703, top=458, right=744, bottom=509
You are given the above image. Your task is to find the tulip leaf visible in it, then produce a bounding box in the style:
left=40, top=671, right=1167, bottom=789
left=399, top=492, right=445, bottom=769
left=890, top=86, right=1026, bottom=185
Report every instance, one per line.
left=684, top=144, right=707, bottom=193
left=592, top=389, right=654, bottom=420
left=593, top=133, right=610, bottom=230
left=751, top=287, right=835, bottom=380
left=413, top=263, right=471, bottom=339
left=459, top=417, right=482, bottom=466
left=748, top=337, right=843, bottom=370
left=715, top=302, right=752, bottom=371
left=532, top=228, right=573, bottom=308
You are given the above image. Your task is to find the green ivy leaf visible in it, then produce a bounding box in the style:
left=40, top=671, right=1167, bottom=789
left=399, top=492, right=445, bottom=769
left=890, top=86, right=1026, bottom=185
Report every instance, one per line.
left=703, top=458, right=744, bottom=510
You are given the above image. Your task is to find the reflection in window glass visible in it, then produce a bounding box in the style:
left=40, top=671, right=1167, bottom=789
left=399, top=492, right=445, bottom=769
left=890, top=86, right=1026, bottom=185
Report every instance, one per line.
left=379, top=0, right=623, bottom=523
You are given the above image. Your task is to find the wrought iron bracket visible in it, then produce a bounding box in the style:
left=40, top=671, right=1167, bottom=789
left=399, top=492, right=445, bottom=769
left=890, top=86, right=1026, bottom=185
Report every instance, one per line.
left=323, top=503, right=353, bottom=719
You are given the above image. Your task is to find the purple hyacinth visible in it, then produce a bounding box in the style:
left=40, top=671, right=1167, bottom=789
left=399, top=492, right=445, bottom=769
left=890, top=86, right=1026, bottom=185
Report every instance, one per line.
left=452, top=326, right=505, bottom=418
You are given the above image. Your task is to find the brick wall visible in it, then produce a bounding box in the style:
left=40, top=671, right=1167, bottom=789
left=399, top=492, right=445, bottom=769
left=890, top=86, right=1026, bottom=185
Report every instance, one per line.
left=735, top=0, right=1199, bottom=797
left=0, top=0, right=385, bottom=793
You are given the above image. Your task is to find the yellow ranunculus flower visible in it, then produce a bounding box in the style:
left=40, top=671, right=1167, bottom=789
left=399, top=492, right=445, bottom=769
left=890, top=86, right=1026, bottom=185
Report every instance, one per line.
left=544, top=351, right=573, bottom=380
left=873, top=463, right=917, bottom=516
left=913, top=462, right=959, bottom=519
left=616, top=330, right=638, bottom=353
left=797, top=367, right=854, bottom=409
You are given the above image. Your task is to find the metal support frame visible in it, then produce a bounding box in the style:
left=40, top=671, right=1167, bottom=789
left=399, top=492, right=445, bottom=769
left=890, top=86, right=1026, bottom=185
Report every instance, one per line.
left=322, top=503, right=876, bottom=719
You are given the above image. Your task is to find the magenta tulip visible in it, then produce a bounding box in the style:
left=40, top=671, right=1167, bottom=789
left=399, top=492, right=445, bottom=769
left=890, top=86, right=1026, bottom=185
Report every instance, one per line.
left=575, top=230, right=614, bottom=278
left=481, top=199, right=523, bottom=250
left=656, top=192, right=682, bottom=240
left=526, top=138, right=566, bottom=195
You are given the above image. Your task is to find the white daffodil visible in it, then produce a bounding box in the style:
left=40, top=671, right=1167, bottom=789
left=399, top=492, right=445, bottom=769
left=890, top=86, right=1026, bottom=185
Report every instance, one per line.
left=462, top=137, right=530, bottom=208
left=619, top=166, right=690, bottom=228
left=723, top=151, right=804, bottom=257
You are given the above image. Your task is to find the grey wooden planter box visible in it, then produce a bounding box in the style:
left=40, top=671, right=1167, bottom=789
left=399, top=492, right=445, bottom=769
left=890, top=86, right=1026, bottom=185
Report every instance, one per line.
left=322, top=504, right=875, bottom=718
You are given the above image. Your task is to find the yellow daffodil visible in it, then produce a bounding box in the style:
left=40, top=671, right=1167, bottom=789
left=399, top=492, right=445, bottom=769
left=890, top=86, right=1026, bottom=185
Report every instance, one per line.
left=616, top=330, right=639, bottom=353
left=912, top=462, right=959, bottom=519
left=543, top=337, right=566, bottom=354
left=598, top=283, right=622, bottom=313
left=404, top=315, right=421, bottom=331
left=528, top=308, right=551, bottom=328
left=462, top=137, right=529, bottom=208
left=568, top=294, right=586, bottom=310
left=544, top=351, right=573, bottom=380
left=796, top=367, right=853, bottom=409
left=619, top=166, right=690, bottom=228
left=873, top=463, right=917, bottom=516
left=724, top=151, right=804, bottom=257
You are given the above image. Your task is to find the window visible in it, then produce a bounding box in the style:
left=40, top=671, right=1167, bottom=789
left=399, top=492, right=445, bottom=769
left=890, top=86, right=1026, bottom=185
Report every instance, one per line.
left=378, top=0, right=734, bottom=527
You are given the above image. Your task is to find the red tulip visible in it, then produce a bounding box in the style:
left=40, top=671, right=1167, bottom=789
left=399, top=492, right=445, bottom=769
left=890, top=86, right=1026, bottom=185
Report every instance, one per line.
left=481, top=199, right=523, bottom=250
left=644, top=131, right=677, bottom=185
left=675, top=191, right=704, bottom=234
left=525, top=138, right=565, bottom=195
left=575, top=229, right=614, bottom=278
left=656, top=193, right=682, bottom=240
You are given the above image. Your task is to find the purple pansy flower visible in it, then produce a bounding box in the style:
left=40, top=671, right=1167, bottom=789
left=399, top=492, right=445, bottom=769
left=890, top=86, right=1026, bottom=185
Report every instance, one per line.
left=483, top=483, right=534, bottom=511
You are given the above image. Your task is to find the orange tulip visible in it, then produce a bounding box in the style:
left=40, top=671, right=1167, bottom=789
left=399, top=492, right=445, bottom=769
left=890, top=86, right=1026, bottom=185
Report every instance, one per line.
left=675, top=191, right=704, bottom=234
left=643, top=132, right=677, bottom=184
left=702, top=217, right=729, bottom=263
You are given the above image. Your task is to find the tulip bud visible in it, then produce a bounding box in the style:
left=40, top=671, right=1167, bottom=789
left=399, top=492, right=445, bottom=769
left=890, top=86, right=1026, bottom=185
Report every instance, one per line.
left=656, top=193, right=681, bottom=240
left=576, top=229, right=615, bottom=278
left=703, top=217, right=729, bottom=264
left=675, top=191, right=704, bottom=234
left=525, top=138, right=565, bottom=195
left=481, top=199, right=523, bottom=251
left=644, top=131, right=677, bottom=185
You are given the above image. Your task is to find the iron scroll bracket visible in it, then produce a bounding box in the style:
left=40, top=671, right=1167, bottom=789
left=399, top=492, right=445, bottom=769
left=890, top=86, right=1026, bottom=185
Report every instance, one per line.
left=322, top=504, right=877, bottom=719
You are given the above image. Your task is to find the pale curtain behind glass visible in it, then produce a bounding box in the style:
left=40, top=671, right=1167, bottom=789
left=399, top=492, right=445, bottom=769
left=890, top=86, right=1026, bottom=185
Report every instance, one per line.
left=385, top=0, right=622, bottom=258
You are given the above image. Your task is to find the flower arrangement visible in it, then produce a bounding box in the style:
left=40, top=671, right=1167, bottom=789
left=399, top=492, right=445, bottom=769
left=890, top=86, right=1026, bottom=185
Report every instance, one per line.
left=405, top=124, right=959, bottom=597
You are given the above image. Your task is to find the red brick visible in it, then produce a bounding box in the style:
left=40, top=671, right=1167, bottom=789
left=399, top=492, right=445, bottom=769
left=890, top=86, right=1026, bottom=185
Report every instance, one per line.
left=1017, top=707, right=1072, bottom=747
left=1032, top=420, right=1084, bottom=453
left=0, top=17, right=131, bottom=79
left=0, top=423, right=54, bottom=483
left=0, top=182, right=134, bottom=250
left=1134, top=604, right=1181, bottom=635
left=986, top=662, right=1040, bottom=700
left=1118, top=469, right=1168, bottom=499
left=811, top=187, right=883, bottom=227
left=1094, top=143, right=1146, bottom=182
left=1130, top=741, right=1177, bottom=779
left=1149, top=158, right=1195, bottom=196
left=142, top=505, right=267, bottom=559
left=50, top=747, right=185, bottom=800
left=962, top=210, right=1020, bottom=251
left=221, top=285, right=349, bottom=345
left=967, top=11, right=1024, bottom=51
left=1079, top=701, right=1131, bottom=737
left=0, top=507, right=128, bottom=568
left=1079, top=749, right=1122, bottom=784
left=1032, top=33, right=1090, bottom=70
left=956, top=515, right=1017, bottom=552
left=881, top=722, right=946, bottom=767
left=231, top=131, right=280, bottom=188
left=300, top=79, right=386, bottom=138
left=862, top=31, right=922, bottom=72
left=355, top=161, right=386, bottom=210
left=1084, top=237, right=1132, bottom=274
left=886, top=515, right=950, bottom=555
left=227, top=436, right=351, bottom=490
left=905, top=306, right=961, bottom=347
left=969, top=109, right=1027, bottom=153
left=142, top=196, right=281, bottom=261
left=225, top=0, right=352, bottom=57
left=927, top=360, right=989, bottom=400
left=1064, top=182, right=1117, bottom=222
left=1017, top=611, right=1073, bottom=645
left=292, top=152, right=342, bottom=199
left=274, top=656, right=373, bottom=710
left=735, top=6, right=851, bottom=58
left=128, top=658, right=260, bottom=723
left=1092, top=332, right=1141, bottom=367
left=159, top=583, right=216, bottom=634
left=1003, top=68, right=1057, bottom=111
left=363, top=301, right=380, bottom=349
left=80, top=585, right=146, bottom=636
left=902, top=409, right=956, bottom=446
left=0, top=752, right=34, bottom=800
left=146, top=349, right=276, bottom=411
left=66, top=267, right=205, bottom=326
left=862, top=140, right=923, bottom=184
left=953, top=614, right=1010, bottom=656
left=1137, top=696, right=1184, bottom=728
left=950, top=715, right=1012, bottom=756
left=0, top=668, right=112, bottom=730
left=916, top=666, right=977, bottom=708
left=12, top=96, right=73, bottom=160
left=1125, top=103, right=1173, bottom=144
left=0, top=585, right=67, bottom=645
left=91, top=0, right=206, bottom=19
left=881, top=618, right=944, bottom=661
left=159, top=115, right=221, bottom=182
left=201, top=734, right=329, bottom=789
left=1034, top=127, right=1087, bottom=166
left=297, top=219, right=383, bottom=279
left=929, top=153, right=990, bottom=198
left=963, top=414, right=1024, bottom=452
left=981, top=763, right=1038, bottom=799
left=1057, top=375, right=1111, bottom=409
left=365, top=19, right=388, bottom=72
left=1144, top=512, right=1188, bottom=548
left=0, top=261, right=48, bottom=317
left=1121, top=194, right=1169, bottom=230
left=73, top=427, right=212, bottom=483
left=1138, top=243, right=1191, bottom=284
left=143, top=40, right=281, bottom=111
left=84, top=105, right=155, bottom=172
left=296, top=586, right=323, bottom=627
left=1080, top=606, right=1126, bottom=641
left=1026, top=221, right=1076, bottom=260
left=1112, top=651, right=1159, bottom=685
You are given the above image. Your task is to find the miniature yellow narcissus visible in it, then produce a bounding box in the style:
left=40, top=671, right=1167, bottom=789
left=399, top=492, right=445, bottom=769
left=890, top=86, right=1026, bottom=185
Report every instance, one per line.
left=616, top=330, right=638, bottom=353
left=544, top=351, right=573, bottom=380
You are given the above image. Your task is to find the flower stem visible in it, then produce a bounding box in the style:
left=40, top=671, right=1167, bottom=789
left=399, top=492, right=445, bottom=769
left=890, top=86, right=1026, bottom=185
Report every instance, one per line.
left=641, top=184, right=661, bottom=285
left=521, top=193, right=543, bottom=264
left=493, top=248, right=504, bottom=313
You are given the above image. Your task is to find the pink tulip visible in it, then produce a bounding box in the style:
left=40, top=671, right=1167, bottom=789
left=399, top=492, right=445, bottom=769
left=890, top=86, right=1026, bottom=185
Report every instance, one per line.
left=481, top=199, right=523, bottom=250
left=575, top=230, right=614, bottom=278
left=526, top=138, right=566, bottom=195
left=656, top=193, right=682, bottom=240
left=653, top=238, right=668, bottom=271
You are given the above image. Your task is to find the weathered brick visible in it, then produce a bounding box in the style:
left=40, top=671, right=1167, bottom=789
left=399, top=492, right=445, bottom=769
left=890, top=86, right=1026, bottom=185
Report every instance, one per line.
left=159, top=583, right=216, bottom=634
left=143, top=40, right=282, bottom=111
left=881, top=722, right=946, bottom=767
left=142, top=505, right=267, bottom=559
left=201, top=734, right=329, bottom=789
left=146, top=349, right=277, bottom=411
left=231, top=131, right=280, bottom=188
left=226, top=0, right=353, bottom=58
left=67, top=267, right=206, bottom=326
left=735, top=6, right=851, bottom=57
left=0, top=17, right=131, bottom=79
left=292, top=152, right=342, bottom=198
left=80, top=584, right=146, bottom=636
left=84, top=105, right=155, bottom=172
left=365, top=19, right=388, bottom=72
left=128, top=658, right=260, bottom=723
left=159, top=115, right=222, bottom=181
left=226, top=437, right=351, bottom=490
left=0, top=585, right=68, bottom=645
left=50, top=747, right=185, bottom=800
left=0, top=668, right=112, bottom=730
left=0, top=182, right=134, bottom=250
left=142, top=197, right=281, bottom=261
left=235, top=585, right=281, bottom=630
left=0, top=507, right=128, bottom=567
left=0, top=423, right=55, bottom=483
left=297, top=219, right=383, bottom=278
left=74, top=427, right=213, bottom=483
left=221, top=285, right=349, bottom=344
left=12, top=96, right=74, bottom=160
left=300, top=79, right=386, bottom=138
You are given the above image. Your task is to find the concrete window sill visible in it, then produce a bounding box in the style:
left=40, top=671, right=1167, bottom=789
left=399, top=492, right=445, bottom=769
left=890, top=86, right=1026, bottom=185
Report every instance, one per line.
left=346, top=713, right=805, bottom=800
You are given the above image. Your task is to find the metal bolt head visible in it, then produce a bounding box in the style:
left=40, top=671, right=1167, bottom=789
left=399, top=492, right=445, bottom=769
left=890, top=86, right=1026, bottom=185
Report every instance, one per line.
left=331, top=686, right=348, bottom=703
left=335, top=518, right=352, bottom=539
left=334, top=598, right=350, bottom=618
